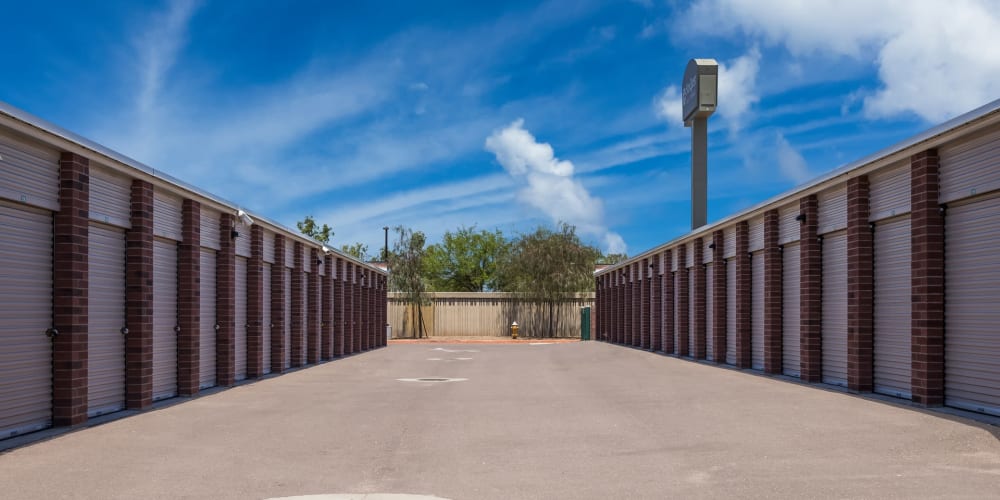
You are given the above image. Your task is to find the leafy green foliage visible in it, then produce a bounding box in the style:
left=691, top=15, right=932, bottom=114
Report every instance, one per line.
left=339, top=242, right=370, bottom=261
left=388, top=226, right=429, bottom=337
left=296, top=215, right=333, bottom=244
left=599, top=252, right=628, bottom=265
left=423, top=226, right=510, bottom=292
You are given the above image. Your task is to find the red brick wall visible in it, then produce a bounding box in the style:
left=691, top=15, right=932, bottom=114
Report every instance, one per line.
left=126, top=179, right=154, bottom=409
left=799, top=195, right=822, bottom=382
left=735, top=221, right=752, bottom=368
left=52, top=152, right=89, bottom=425
left=712, top=230, right=726, bottom=363
left=910, top=149, right=944, bottom=406
left=651, top=257, right=662, bottom=352
left=640, top=258, right=649, bottom=349
left=763, top=209, right=782, bottom=374
left=322, top=254, right=334, bottom=359
left=334, top=258, right=344, bottom=356
left=247, top=225, right=264, bottom=377
left=693, top=238, right=706, bottom=360
left=291, top=241, right=305, bottom=367
left=177, top=199, right=201, bottom=395
left=217, top=213, right=236, bottom=386
left=662, top=249, right=674, bottom=354
left=847, top=176, right=874, bottom=392
left=354, top=266, right=362, bottom=351
left=629, top=263, right=638, bottom=346
left=308, top=247, right=320, bottom=363
left=677, top=244, right=689, bottom=357
left=271, top=234, right=286, bottom=373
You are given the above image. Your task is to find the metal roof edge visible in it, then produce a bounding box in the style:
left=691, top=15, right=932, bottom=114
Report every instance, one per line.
left=597, top=98, right=1000, bottom=277
left=0, top=100, right=385, bottom=274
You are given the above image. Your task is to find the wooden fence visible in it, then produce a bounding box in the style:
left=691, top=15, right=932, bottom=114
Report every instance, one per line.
left=388, top=292, right=595, bottom=338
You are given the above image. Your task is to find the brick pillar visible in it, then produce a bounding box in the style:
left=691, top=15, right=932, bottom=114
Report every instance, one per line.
left=605, top=275, right=612, bottom=342
left=910, top=150, right=944, bottom=405
left=651, top=256, right=663, bottom=352
left=291, top=242, right=304, bottom=367
left=247, top=225, right=264, bottom=377
left=595, top=277, right=601, bottom=341
left=322, top=254, right=334, bottom=359
left=217, top=213, right=236, bottom=386
left=365, top=269, right=373, bottom=350
left=847, top=176, right=875, bottom=392
left=623, top=267, right=632, bottom=346
left=382, top=275, right=388, bottom=346
left=125, top=179, right=153, bottom=409
left=369, top=271, right=377, bottom=348
left=712, top=230, right=726, bottom=363
left=640, top=259, right=649, bottom=349
left=735, top=221, right=752, bottom=368
left=334, top=259, right=344, bottom=356
left=345, top=263, right=354, bottom=352
left=177, top=199, right=201, bottom=396
left=271, top=235, right=286, bottom=373
left=677, top=245, right=689, bottom=357
left=799, top=195, right=822, bottom=382
left=763, top=209, right=783, bottom=374
left=52, top=152, right=89, bottom=425
left=308, top=247, right=320, bottom=364
left=619, top=270, right=627, bottom=345
left=693, top=239, right=706, bottom=360
left=354, top=266, right=362, bottom=350
left=663, top=250, right=674, bottom=354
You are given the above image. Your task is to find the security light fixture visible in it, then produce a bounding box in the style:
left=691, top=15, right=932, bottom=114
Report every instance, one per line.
left=796, top=213, right=806, bottom=222
left=709, top=243, right=716, bottom=249
left=237, top=209, right=254, bottom=226
left=231, top=229, right=240, bottom=239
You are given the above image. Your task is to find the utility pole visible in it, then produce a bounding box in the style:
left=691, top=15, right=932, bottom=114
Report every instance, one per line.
left=382, top=226, right=389, bottom=262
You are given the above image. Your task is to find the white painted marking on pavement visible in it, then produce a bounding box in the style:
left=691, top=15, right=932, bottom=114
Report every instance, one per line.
left=430, top=347, right=479, bottom=353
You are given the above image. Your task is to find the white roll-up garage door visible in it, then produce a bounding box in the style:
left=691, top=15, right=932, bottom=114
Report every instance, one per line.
left=726, top=260, right=736, bottom=365
left=0, top=203, right=53, bottom=438
left=199, top=249, right=217, bottom=389
left=284, top=266, right=292, bottom=369
left=263, top=263, right=272, bottom=375
left=783, top=244, right=801, bottom=377
left=152, top=238, right=178, bottom=401
left=874, top=218, right=911, bottom=399
left=751, top=252, right=764, bottom=371
left=706, top=265, right=714, bottom=361
left=822, top=232, right=848, bottom=387
left=235, top=256, right=248, bottom=381
left=944, top=194, right=1000, bottom=416
left=87, top=224, right=126, bottom=416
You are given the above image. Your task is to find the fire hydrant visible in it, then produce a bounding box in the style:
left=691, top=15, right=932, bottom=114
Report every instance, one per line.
left=511, top=321, right=519, bottom=339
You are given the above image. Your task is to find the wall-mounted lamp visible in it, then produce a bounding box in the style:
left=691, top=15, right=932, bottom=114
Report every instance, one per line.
left=708, top=243, right=716, bottom=249
left=817, top=235, right=824, bottom=243
left=237, top=209, right=254, bottom=226
left=315, top=258, right=323, bottom=265
left=321, top=245, right=331, bottom=254
left=869, top=222, right=876, bottom=233
left=939, top=204, right=947, bottom=215
left=231, top=229, right=240, bottom=239
left=795, top=213, right=806, bottom=223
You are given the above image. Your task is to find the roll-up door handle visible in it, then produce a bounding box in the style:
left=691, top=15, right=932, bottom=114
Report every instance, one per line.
left=174, top=325, right=181, bottom=333
left=45, top=327, right=59, bottom=338
left=121, top=327, right=129, bottom=336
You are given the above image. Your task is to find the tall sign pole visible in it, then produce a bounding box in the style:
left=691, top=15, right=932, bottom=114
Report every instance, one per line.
left=682, top=59, right=718, bottom=230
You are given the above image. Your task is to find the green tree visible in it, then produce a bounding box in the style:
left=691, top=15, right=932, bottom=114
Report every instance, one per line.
left=498, top=223, right=600, bottom=337
left=599, top=252, right=628, bottom=265
left=388, top=226, right=430, bottom=338
left=340, top=242, right=370, bottom=261
left=423, top=226, right=510, bottom=292
left=296, top=215, right=333, bottom=244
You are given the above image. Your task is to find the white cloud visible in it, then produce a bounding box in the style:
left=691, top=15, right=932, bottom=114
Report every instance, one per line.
left=774, top=132, right=811, bottom=184
left=652, top=48, right=761, bottom=130
left=485, top=119, right=626, bottom=254
left=678, top=0, right=1000, bottom=122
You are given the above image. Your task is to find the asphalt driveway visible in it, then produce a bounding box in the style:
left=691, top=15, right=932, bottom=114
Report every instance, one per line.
left=1, top=342, right=998, bottom=499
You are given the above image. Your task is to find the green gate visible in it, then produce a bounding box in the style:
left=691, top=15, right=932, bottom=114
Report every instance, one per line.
left=580, top=306, right=591, bottom=340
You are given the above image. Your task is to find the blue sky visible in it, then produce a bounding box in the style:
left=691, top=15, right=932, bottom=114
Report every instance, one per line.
left=4, top=0, right=999, bottom=257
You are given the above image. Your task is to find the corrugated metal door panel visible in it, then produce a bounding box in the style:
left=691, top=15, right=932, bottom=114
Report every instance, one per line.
left=703, top=239, right=713, bottom=263
left=263, top=230, right=275, bottom=264
left=724, top=227, right=736, bottom=259
left=235, top=226, right=251, bottom=257
left=939, top=124, right=1000, bottom=204
left=152, top=238, right=178, bottom=400
left=944, top=194, right=1000, bottom=416
left=89, top=167, right=131, bottom=228
left=869, top=162, right=911, bottom=221
left=749, top=217, right=764, bottom=251
left=779, top=205, right=800, bottom=244
left=302, top=246, right=310, bottom=269
left=686, top=244, right=694, bottom=268
left=153, top=191, right=183, bottom=241
left=726, top=259, right=736, bottom=365
left=873, top=217, right=911, bottom=399
left=263, top=263, right=272, bottom=374
left=822, top=232, right=848, bottom=386
left=688, top=268, right=695, bottom=356
left=0, top=203, right=52, bottom=438
left=285, top=244, right=295, bottom=268
left=751, top=252, right=764, bottom=370
left=200, top=209, right=221, bottom=251
left=199, top=249, right=217, bottom=388
left=818, top=187, right=848, bottom=234
left=284, top=267, right=291, bottom=369
left=0, top=129, right=60, bottom=210
left=782, top=244, right=801, bottom=377
left=235, top=256, right=248, bottom=380
left=87, top=224, right=126, bottom=417
left=706, top=264, right=714, bottom=361
left=671, top=250, right=678, bottom=272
